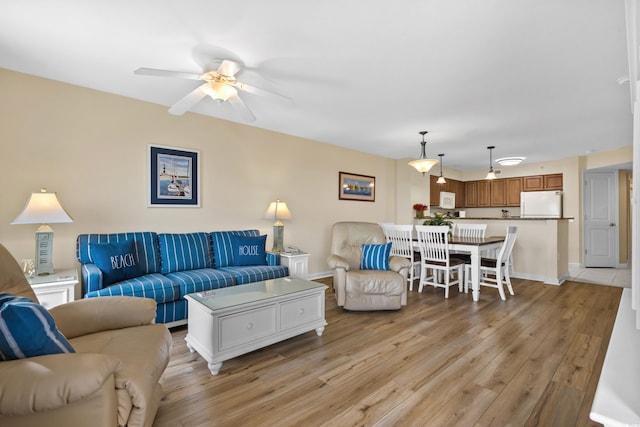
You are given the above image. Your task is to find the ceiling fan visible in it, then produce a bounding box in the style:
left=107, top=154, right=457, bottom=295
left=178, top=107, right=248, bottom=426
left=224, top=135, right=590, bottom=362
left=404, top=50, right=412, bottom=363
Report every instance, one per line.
left=134, top=59, right=287, bottom=121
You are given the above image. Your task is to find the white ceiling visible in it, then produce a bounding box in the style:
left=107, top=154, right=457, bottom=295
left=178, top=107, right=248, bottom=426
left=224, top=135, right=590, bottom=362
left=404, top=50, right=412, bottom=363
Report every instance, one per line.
left=1, top=0, right=633, bottom=171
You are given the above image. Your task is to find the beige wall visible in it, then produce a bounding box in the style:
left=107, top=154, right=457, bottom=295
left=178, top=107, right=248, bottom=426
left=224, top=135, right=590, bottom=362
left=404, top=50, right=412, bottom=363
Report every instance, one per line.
left=1, top=69, right=632, bottom=280
left=0, top=69, right=397, bottom=278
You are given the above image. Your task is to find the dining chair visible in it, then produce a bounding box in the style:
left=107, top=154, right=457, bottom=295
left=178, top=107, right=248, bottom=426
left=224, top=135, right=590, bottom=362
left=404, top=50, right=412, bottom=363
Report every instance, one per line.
left=415, top=225, right=465, bottom=298
left=451, top=223, right=488, bottom=264
left=383, top=224, right=421, bottom=291
left=464, top=226, right=517, bottom=300
left=456, top=223, right=488, bottom=238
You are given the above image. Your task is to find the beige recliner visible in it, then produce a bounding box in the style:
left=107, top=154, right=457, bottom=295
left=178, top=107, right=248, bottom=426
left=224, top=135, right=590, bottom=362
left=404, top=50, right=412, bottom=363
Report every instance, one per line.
left=0, top=243, right=172, bottom=427
left=327, top=222, right=411, bottom=310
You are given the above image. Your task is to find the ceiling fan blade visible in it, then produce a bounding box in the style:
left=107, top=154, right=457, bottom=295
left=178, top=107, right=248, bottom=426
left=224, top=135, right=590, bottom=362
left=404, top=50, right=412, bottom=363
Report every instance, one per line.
left=134, top=67, right=202, bottom=80
left=217, top=60, right=242, bottom=77
left=231, top=81, right=290, bottom=102
left=168, top=85, right=208, bottom=115
left=228, top=94, right=256, bottom=122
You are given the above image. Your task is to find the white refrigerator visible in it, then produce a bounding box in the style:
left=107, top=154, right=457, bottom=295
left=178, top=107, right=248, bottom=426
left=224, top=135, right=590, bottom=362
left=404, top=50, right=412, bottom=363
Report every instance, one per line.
left=520, top=191, right=563, bottom=218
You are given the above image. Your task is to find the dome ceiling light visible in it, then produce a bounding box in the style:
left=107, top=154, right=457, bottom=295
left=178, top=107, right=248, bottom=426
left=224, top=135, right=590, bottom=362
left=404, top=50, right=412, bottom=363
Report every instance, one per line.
left=496, top=157, right=525, bottom=166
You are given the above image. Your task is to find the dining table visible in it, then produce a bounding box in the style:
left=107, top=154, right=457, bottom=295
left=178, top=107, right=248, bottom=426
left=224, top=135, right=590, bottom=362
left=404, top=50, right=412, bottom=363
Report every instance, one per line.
left=413, top=235, right=505, bottom=301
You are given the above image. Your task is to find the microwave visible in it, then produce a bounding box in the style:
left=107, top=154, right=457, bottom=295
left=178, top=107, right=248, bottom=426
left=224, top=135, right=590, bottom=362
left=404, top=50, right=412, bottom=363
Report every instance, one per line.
left=439, top=191, right=456, bottom=209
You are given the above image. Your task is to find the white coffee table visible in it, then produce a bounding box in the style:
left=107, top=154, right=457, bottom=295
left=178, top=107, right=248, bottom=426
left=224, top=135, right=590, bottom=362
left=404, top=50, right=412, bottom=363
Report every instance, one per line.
left=184, top=277, right=328, bottom=375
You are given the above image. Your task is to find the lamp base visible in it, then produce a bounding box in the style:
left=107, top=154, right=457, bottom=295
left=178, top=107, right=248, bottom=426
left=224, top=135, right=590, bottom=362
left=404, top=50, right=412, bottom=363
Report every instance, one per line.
left=35, top=230, right=54, bottom=276
left=271, top=224, right=285, bottom=253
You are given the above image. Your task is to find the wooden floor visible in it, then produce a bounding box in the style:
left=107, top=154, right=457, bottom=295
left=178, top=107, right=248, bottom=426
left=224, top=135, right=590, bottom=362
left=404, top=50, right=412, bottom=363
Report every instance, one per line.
left=153, top=277, right=622, bottom=427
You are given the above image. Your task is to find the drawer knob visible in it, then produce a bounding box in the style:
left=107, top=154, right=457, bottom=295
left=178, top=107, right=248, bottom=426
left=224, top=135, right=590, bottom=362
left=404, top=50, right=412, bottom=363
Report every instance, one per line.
left=298, top=308, right=305, bottom=315
left=246, top=322, right=253, bottom=330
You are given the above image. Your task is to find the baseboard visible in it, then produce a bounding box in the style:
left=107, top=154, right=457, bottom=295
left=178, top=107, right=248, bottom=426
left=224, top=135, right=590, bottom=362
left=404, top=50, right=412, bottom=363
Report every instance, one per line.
left=570, top=261, right=630, bottom=270
left=510, top=271, right=566, bottom=286
left=308, top=271, right=333, bottom=280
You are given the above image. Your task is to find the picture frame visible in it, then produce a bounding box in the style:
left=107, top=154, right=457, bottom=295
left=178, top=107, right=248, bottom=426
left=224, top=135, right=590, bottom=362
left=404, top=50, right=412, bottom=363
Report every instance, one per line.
left=338, top=171, right=375, bottom=202
left=148, top=144, right=200, bottom=207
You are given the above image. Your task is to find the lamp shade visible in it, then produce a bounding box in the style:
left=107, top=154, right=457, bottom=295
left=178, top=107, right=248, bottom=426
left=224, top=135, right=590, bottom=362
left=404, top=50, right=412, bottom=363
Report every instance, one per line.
left=408, top=158, right=439, bottom=174
left=12, top=191, right=73, bottom=225
left=263, top=200, right=292, bottom=223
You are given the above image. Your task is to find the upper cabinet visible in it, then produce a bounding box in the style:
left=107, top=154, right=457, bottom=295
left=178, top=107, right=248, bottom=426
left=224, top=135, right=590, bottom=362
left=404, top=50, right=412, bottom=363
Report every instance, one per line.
left=430, top=176, right=466, bottom=208
left=453, top=179, right=465, bottom=208
left=464, top=181, right=478, bottom=207
left=490, top=179, right=507, bottom=206
left=477, top=180, right=491, bottom=207
left=429, top=175, right=440, bottom=206
left=543, top=173, right=563, bottom=190
left=523, top=173, right=563, bottom=191
left=523, top=175, right=544, bottom=191
left=432, top=173, right=561, bottom=208
left=506, top=177, right=523, bottom=206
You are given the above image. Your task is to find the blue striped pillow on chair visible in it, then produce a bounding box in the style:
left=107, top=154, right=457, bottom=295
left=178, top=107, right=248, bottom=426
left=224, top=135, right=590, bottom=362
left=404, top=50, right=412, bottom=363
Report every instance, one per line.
left=0, top=293, right=75, bottom=361
left=360, top=242, right=392, bottom=270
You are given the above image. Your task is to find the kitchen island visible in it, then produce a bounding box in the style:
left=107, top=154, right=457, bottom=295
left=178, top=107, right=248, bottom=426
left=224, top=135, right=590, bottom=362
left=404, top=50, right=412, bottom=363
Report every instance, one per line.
left=452, top=217, right=571, bottom=285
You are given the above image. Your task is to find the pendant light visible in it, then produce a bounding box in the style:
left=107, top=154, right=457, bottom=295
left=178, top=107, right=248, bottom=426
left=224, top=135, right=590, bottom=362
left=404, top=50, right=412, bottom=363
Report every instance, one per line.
left=408, top=131, right=439, bottom=175
left=436, top=153, right=446, bottom=184
left=485, top=146, right=497, bottom=180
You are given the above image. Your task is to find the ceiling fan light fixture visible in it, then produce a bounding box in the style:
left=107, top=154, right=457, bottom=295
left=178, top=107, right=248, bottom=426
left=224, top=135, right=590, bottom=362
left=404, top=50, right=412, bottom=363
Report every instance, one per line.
left=409, top=131, right=439, bottom=175
left=485, top=146, right=497, bottom=180
left=496, top=156, right=525, bottom=166
left=203, top=82, right=237, bottom=101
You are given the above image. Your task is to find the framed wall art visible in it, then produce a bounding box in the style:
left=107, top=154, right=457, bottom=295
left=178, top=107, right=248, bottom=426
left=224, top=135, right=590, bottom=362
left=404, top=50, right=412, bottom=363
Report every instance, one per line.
left=148, top=144, right=200, bottom=207
left=338, top=171, right=375, bottom=202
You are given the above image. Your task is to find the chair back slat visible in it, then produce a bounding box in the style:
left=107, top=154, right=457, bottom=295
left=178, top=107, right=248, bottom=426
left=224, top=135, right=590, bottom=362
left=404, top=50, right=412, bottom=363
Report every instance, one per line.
left=415, top=225, right=450, bottom=264
left=383, top=224, right=414, bottom=258
left=455, top=223, right=487, bottom=238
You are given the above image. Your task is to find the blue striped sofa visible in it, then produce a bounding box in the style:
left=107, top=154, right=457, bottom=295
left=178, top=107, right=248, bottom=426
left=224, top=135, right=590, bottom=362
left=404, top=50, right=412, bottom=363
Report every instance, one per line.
left=76, top=230, right=289, bottom=326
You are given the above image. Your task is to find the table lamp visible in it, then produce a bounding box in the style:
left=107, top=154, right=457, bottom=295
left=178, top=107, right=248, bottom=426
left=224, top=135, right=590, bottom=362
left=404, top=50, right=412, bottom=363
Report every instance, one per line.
left=12, top=189, right=73, bottom=275
left=263, top=200, right=292, bottom=252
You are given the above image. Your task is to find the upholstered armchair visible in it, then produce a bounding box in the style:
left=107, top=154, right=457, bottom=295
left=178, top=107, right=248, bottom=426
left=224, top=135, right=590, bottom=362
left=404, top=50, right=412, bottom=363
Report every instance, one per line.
left=0, top=244, right=172, bottom=427
left=327, top=222, right=411, bottom=310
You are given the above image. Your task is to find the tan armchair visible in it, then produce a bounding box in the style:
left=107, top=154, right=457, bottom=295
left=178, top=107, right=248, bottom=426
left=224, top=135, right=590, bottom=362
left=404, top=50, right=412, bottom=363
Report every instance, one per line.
left=0, top=244, right=172, bottom=427
left=327, top=222, right=411, bottom=310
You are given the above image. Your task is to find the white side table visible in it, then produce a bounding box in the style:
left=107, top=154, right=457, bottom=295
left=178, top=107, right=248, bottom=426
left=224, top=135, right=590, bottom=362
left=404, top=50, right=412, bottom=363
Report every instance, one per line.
left=280, top=252, right=310, bottom=279
left=27, top=269, right=78, bottom=309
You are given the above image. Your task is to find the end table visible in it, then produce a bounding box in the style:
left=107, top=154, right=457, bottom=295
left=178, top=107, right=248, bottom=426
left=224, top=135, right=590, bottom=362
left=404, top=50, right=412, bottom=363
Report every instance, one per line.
left=27, top=269, right=78, bottom=309
left=280, top=252, right=310, bottom=279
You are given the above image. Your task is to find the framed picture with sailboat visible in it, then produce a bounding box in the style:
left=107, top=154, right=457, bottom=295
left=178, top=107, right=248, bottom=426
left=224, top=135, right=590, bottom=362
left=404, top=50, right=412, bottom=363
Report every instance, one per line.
left=148, top=144, right=200, bottom=207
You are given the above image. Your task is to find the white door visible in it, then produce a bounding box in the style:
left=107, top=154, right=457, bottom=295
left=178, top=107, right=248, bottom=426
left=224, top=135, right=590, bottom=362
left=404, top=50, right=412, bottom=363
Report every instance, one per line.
left=583, top=171, right=618, bottom=267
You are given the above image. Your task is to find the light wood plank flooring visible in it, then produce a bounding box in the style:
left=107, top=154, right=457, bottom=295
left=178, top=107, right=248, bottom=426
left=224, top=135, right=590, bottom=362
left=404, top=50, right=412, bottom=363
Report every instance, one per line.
left=153, top=278, right=621, bottom=427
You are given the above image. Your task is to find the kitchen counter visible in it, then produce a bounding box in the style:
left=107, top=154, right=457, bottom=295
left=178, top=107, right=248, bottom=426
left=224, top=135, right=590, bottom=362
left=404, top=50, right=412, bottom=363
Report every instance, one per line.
left=451, top=218, right=569, bottom=285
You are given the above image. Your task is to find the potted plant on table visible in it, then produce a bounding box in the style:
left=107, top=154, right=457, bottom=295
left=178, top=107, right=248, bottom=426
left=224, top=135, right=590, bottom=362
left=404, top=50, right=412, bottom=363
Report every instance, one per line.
left=413, top=203, right=428, bottom=219
left=422, top=212, right=453, bottom=232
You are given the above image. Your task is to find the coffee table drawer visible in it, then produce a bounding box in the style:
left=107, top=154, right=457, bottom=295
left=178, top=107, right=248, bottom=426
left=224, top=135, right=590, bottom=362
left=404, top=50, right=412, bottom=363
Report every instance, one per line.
left=280, top=293, right=323, bottom=331
left=219, top=305, right=277, bottom=350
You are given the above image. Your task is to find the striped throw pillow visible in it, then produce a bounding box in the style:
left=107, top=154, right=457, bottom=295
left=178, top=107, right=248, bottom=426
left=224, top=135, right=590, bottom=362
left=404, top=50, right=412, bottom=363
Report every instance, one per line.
left=0, top=293, right=75, bottom=361
left=158, top=232, right=212, bottom=274
left=360, top=242, right=392, bottom=271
